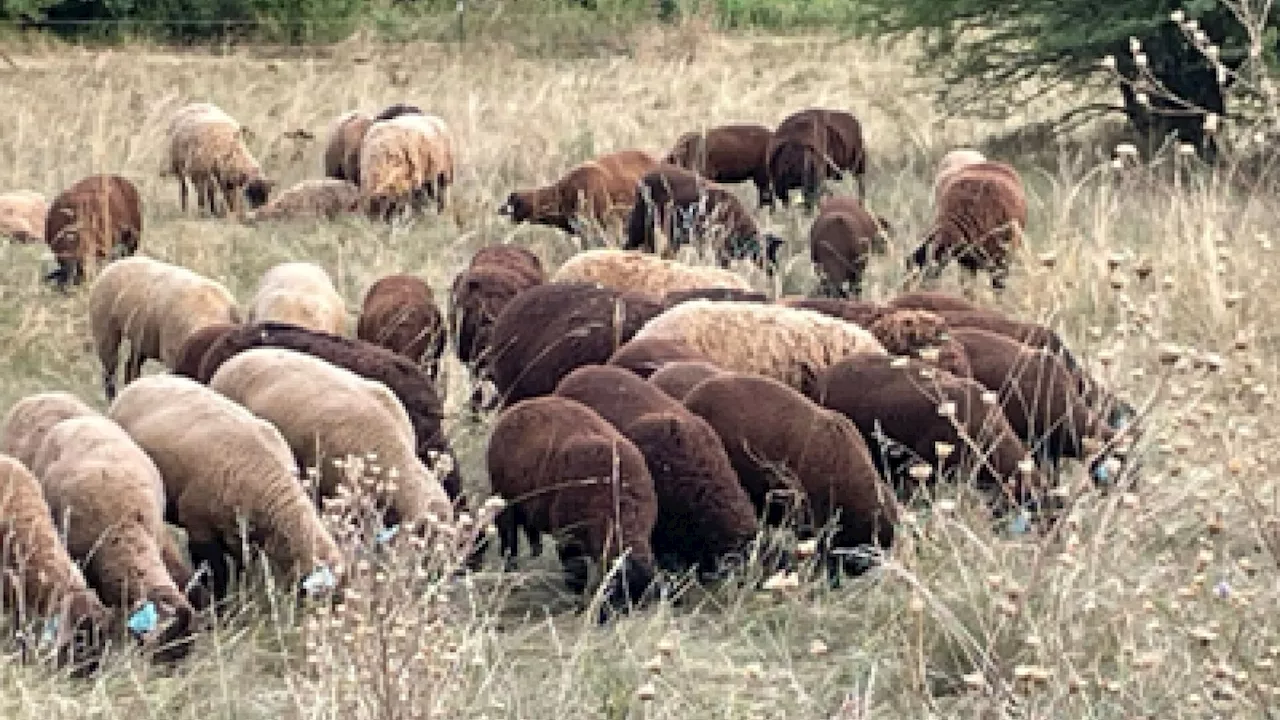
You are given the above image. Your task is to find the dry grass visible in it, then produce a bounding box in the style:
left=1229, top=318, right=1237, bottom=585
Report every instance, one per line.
left=0, top=24, right=1278, bottom=719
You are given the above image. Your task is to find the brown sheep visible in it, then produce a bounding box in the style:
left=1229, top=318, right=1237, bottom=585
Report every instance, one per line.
left=662, top=124, right=775, bottom=206
left=648, top=360, right=726, bottom=401
left=804, top=354, right=1046, bottom=509
left=933, top=309, right=1080, bottom=373
left=684, top=372, right=899, bottom=574
left=323, top=111, right=374, bottom=183
left=808, top=195, right=890, bottom=297
left=867, top=309, right=973, bottom=379
left=909, top=160, right=1027, bottom=290
left=606, top=335, right=712, bottom=378
left=487, top=395, right=658, bottom=613
left=887, top=290, right=981, bottom=313
left=44, top=174, right=142, bottom=289
left=487, top=282, right=666, bottom=407
left=498, top=149, right=658, bottom=236
left=554, top=365, right=758, bottom=575
left=449, top=245, right=546, bottom=368
left=171, top=322, right=238, bottom=379
left=767, top=108, right=867, bottom=209
left=624, top=164, right=783, bottom=272
left=357, top=274, right=446, bottom=381
left=778, top=296, right=889, bottom=328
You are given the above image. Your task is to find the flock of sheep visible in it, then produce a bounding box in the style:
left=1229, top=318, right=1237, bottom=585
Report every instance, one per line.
left=0, top=98, right=1134, bottom=677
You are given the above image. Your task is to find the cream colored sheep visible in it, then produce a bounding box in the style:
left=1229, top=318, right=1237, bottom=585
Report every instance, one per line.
left=323, top=110, right=373, bottom=183
left=358, top=113, right=454, bottom=219
left=167, top=102, right=272, bottom=218
left=89, top=255, right=240, bottom=400
left=108, top=375, right=346, bottom=602
left=630, top=299, right=887, bottom=390
left=207, top=347, right=452, bottom=528
left=0, top=454, right=110, bottom=668
left=0, top=391, right=98, bottom=469
left=933, top=148, right=987, bottom=206
left=28, top=415, right=197, bottom=652
left=246, top=261, right=347, bottom=335
left=247, top=178, right=361, bottom=222
left=551, top=249, right=753, bottom=295
left=0, top=190, right=48, bottom=243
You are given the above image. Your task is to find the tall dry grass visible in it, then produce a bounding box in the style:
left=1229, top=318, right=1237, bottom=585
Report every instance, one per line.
left=0, top=24, right=1277, bottom=719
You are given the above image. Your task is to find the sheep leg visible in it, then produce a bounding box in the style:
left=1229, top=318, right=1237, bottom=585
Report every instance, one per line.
left=557, top=543, right=590, bottom=595
left=496, top=508, right=521, bottom=571
left=95, top=326, right=122, bottom=401
left=159, top=534, right=211, bottom=612
left=177, top=175, right=189, bottom=213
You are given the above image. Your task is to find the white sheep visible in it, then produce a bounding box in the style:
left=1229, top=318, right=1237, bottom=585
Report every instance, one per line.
left=246, top=178, right=361, bottom=222
left=89, top=255, right=240, bottom=400
left=0, top=190, right=48, bottom=243
left=207, top=347, right=453, bottom=529
left=246, top=261, right=348, bottom=336
left=551, top=248, right=754, bottom=295
left=0, top=391, right=99, bottom=469
left=108, top=375, right=346, bottom=602
left=166, top=101, right=272, bottom=218
left=630, top=299, right=888, bottom=390
left=358, top=113, right=455, bottom=219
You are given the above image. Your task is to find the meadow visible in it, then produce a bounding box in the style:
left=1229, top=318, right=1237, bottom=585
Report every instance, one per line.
left=0, top=20, right=1277, bottom=719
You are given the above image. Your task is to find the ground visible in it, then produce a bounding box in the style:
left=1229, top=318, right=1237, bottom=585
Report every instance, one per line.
left=0, top=25, right=1277, bottom=720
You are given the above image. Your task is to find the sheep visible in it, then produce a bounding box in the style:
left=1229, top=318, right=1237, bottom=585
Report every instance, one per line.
left=629, top=299, right=887, bottom=391
left=887, top=290, right=981, bottom=314
left=28, top=415, right=198, bottom=659
left=808, top=195, right=890, bottom=297
left=662, top=123, right=775, bottom=206
left=498, top=149, right=658, bottom=236
left=108, top=376, right=346, bottom=603
left=932, top=148, right=988, bottom=206
left=246, top=261, right=348, bottom=336
left=358, top=113, right=454, bottom=219
left=357, top=274, right=446, bottom=381
left=166, top=102, right=272, bottom=218
left=208, top=347, right=453, bottom=529
left=648, top=360, right=726, bottom=401
left=803, top=354, right=1046, bottom=509
left=551, top=248, right=754, bottom=296
left=487, top=282, right=667, bottom=407
left=0, top=190, right=47, bottom=243
left=449, top=244, right=547, bottom=368
left=683, top=372, right=899, bottom=575
left=933, top=309, right=1080, bottom=372
left=778, top=296, right=888, bottom=328
left=192, top=321, right=461, bottom=504
left=909, top=159, right=1027, bottom=290
left=0, top=391, right=99, bottom=470
left=0, top=454, right=111, bottom=673
left=554, top=365, right=758, bottom=575
left=171, top=322, right=238, bottom=379
left=487, top=395, right=657, bottom=612
left=44, top=174, right=143, bottom=289
left=624, top=164, right=784, bottom=272
left=323, top=110, right=374, bottom=183
left=89, top=255, right=240, bottom=400
left=606, top=335, right=713, bottom=378
left=867, top=309, right=973, bottom=378
left=766, top=107, right=867, bottom=208
left=247, top=178, right=361, bottom=222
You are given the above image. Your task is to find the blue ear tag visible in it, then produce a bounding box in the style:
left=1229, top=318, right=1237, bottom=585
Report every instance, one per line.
left=376, top=524, right=401, bottom=546
left=128, top=601, right=158, bottom=636
left=41, top=616, right=60, bottom=645
left=302, top=565, right=337, bottom=596
left=1008, top=511, right=1031, bottom=535
left=1092, top=461, right=1112, bottom=486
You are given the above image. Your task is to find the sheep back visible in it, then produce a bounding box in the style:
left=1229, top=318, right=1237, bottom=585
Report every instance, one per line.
left=323, top=111, right=374, bottom=182
left=44, top=174, right=142, bottom=287
left=648, top=360, right=726, bottom=401
left=552, top=248, right=753, bottom=296
left=0, top=392, right=98, bottom=470
left=357, top=273, right=446, bottom=379
left=247, top=262, right=348, bottom=335
left=448, top=245, right=547, bottom=367
left=663, top=123, right=773, bottom=203
left=249, top=178, right=361, bottom=222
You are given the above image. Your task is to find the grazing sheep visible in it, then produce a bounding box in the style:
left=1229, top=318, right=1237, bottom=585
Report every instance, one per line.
left=89, top=255, right=240, bottom=400
left=886, top=290, right=981, bottom=314
left=208, top=348, right=453, bottom=529
left=662, top=123, right=775, bottom=206
left=867, top=309, right=973, bottom=378
left=932, top=148, right=988, bottom=206
left=357, top=274, right=446, bottom=381
left=359, top=113, right=454, bottom=219
left=804, top=354, right=1044, bottom=507
left=606, top=335, right=713, bottom=378
left=0, top=392, right=99, bottom=470
left=167, top=102, right=272, bottom=218
left=29, top=415, right=197, bottom=658
left=909, top=160, right=1027, bottom=290
left=808, top=195, right=890, bottom=297
left=323, top=110, right=374, bottom=183
left=44, top=174, right=142, bottom=288
left=933, top=309, right=1079, bottom=372
left=0, top=190, right=47, bottom=243
left=246, top=261, right=348, bottom=336
left=193, top=321, right=461, bottom=503
left=552, top=248, right=754, bottom=296
left=555, top=365, right=758, bottom=574
left=487, top=395, right=657, bottom=610
left=247, top=178, right=361, bottom=222
left=0, top=455, right=110, bottom=673
left=683, top=372, right=898, bottom=573
left=171, top=322, right=238, bottom=379
left=498, top=149, right=658, bottom=236
left=487, top=282, right=666, bottom=407
left=648, top=360, right=726, bottom=401
left=108, top=376, right=346, bottom=603
left=630, top=299, right=887, bottom=391
left=767, top=108, right=867, bottom=208
left=449, top=245, right=547, bottom=369
left=624, top=165, right=784, bottom=272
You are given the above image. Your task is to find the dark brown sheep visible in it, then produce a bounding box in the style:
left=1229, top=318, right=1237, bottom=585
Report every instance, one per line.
left=933, top=309, right=1079, bottom=373
left=909, top=161, right=1027, bottom=290
left=683, top=371, right=898, bottom=574
left=448, top=245, right=546, bottom=368
left=554, top=365, right=758, bottom=575
left=624, top=164, right=783, bottom=272
left=867, top=309, right=973, bottom=379
left=804, top=354, right=1045, bottom=508
left=44, top=174, right=142, bottom=289
left=767, top=108, right=867, bottom=209
left=808, top=195, right=890, bottom=297
left=606, top=336, right=711, bottom=379
left=487, top=282, right=666, bottom=407
left=171, top=322, right=238, bottom=379
left=777, top=296, right=888, bottom=328
left=357, top=274, right=446, bottom=381
left=193, top=322, right=462, bottom=504
left=498, top=149, right=658, bottom=235
left=887, top=290, right=981, bottom=313
left=487, top=395, right=657, bottom=612
left=662, top=124, right=774, bottom=206
left=648, top=360, right=726, bottom=401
